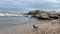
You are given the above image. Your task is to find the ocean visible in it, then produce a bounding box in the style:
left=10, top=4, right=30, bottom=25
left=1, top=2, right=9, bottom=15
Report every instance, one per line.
left=0, top=12, right=38, bottom=30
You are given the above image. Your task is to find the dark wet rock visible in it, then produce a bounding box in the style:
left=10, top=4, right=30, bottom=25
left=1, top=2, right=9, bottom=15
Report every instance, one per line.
left=48, top=12, right=59, bottom=19
left=27, top=10, right=60, bottom=20
left=56, top=12, right=60, bottom=16
left=49, top=15, right=58, bottom=19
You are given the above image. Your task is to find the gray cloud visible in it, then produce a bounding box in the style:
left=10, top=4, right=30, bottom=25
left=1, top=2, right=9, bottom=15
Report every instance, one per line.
left=0, top=0, right=60, bottom=12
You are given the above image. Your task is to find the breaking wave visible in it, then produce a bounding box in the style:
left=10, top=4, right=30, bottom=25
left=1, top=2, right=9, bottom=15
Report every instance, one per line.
left=0, top=13, right=23, bottom=17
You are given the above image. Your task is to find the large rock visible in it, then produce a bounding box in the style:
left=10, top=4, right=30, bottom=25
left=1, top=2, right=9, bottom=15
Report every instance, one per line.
left=27, top=10, right=60, bottom=19
left=48, top=11, right=58, bottom=19
left=56, top=12, right=60, bottom=16
left=27, top=10, right=40, bottom=15
left=38, top=13, right=50, bottom=20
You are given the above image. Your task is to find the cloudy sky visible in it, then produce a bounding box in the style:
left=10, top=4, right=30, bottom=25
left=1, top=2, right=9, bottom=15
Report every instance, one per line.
left=0, top=0, right=60, bottom=12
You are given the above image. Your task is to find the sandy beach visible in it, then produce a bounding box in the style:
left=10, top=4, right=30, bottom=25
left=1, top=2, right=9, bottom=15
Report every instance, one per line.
left=0, top=23, right=33, bottom=34
left=0, top=20, right=59, bottom=34
left=21, top=20, right=60, bottom=34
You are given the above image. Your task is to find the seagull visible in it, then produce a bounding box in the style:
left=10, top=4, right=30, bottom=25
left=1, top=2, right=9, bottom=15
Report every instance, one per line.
left=33, top=25, right=38, bottom=28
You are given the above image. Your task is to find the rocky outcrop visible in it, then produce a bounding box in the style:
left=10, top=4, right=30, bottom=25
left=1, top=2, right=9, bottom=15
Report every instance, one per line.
left=27, top=10, right=60, bottom=19
left=47, top=11, right=58, bottom=19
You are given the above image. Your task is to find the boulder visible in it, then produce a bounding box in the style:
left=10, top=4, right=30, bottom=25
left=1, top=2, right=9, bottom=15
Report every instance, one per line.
left=48, top=12, right=58, bottom=19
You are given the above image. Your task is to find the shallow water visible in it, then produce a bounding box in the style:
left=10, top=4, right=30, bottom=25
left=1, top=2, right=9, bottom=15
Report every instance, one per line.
left=0, top=16, right=38, bottom=30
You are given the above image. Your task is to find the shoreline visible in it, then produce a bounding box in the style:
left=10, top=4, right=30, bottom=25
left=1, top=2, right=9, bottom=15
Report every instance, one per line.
left=0, top=20, right=59, bottom=34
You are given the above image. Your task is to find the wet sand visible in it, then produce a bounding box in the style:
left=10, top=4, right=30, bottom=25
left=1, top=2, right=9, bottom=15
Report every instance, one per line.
left=0, top=20, right=59, bottom=34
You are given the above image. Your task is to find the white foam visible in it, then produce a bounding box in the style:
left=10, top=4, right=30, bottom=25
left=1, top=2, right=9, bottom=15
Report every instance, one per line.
left=0, top=13, right=23, bottom=17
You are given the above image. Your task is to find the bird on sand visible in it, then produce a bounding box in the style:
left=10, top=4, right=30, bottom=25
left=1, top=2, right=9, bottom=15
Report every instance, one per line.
left=33, top=25, right=38, bottom=28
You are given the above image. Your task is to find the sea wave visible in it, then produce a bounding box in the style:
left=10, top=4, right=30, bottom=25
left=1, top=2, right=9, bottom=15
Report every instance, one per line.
left=0, top=13, right=23, bottom=17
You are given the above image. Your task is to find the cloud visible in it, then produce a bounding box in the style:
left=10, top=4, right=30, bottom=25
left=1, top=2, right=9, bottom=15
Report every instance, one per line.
left=0, top=0, right=60, bottom=12
left=20, top=0, right=60, bottom=3
left=45, top=0, right=58, bottom=3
